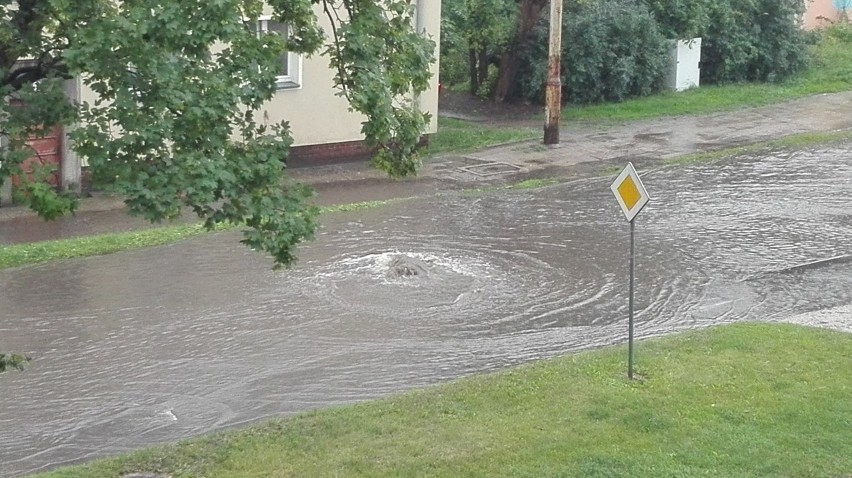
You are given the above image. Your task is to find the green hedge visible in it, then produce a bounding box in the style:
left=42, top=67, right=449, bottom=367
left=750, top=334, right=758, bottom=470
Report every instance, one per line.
left=518, top=0, right=670, bottom=104
left=643, top=0, right=809, bottom=83
left=442, top=0, right=811, bottom=103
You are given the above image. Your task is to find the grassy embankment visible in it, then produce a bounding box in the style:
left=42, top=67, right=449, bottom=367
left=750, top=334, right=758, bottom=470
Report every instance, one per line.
left=37, top=323, right=852, bottom=478
left=3, top=29, right=852, bottom=269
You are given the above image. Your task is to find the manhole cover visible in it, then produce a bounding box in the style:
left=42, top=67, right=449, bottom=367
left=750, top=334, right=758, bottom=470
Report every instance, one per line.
left=458, top=161, right=522, bottom=176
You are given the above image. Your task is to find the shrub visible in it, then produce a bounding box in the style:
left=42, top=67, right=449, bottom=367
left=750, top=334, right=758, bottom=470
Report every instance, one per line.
left=518, top=0, right=669, bottom=104
left=642, top=0, right=809, bottom=84
left=641, top=0, right=710, bottom=40
left=439, top=0, right=517, bottom=90
left=826, top=23, right=852, bottom=43
left=439, top=14, right=469, bottom=87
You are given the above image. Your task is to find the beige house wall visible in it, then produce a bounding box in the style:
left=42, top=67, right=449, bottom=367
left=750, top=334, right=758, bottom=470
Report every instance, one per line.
left=78, top=2, right=441, bottom=150
left=804, top=0, right=846, bottom=29
left=264, top=1, right=440, bottom=146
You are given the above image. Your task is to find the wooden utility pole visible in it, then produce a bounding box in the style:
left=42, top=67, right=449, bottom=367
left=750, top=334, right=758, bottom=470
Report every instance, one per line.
left=543, top=0, right=562, bottom=145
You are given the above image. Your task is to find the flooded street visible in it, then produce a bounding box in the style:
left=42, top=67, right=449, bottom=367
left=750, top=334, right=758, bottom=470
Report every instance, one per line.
left=2, top=146, right=852, bottom=476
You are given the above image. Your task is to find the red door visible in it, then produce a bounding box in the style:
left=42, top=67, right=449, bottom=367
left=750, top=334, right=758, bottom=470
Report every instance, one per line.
left=20, top=125, right=62, bottom=187
left=7, top=99, right=63, bottom=190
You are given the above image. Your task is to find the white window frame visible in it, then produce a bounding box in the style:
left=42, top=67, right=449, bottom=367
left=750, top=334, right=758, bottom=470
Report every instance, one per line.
left=256, top=17, right=302, bottom=90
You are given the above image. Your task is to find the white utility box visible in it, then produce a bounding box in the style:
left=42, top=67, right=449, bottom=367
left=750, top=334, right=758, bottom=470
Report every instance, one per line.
left=667, top=37, right=701, bottom=92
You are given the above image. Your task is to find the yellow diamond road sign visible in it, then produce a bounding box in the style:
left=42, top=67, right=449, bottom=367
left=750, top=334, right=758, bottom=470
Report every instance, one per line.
left=611, top=162, right=650, bottom=222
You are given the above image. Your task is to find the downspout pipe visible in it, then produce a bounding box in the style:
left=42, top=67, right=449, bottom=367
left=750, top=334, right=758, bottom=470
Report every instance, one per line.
left=416, top=0, right=425, bottom=34
left=415, top=0, right=427, bottom=130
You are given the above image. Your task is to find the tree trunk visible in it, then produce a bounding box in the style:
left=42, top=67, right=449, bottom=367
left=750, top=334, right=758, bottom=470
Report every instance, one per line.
left=494, top=0, right=548, bottom=102
left=477, top=49, right=489, bottom=91
left=494, top=49, right=521, bottom=102
left=469, top=48, right=479, bottom=94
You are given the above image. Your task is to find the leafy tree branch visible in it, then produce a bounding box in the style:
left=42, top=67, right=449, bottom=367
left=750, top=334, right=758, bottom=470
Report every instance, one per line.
left=0, top=0, right=435, bottom=268
left=0, top=0, right=435, bottom=369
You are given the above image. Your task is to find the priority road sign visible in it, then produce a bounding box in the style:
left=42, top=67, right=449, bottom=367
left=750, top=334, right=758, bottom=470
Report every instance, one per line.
left=610, top=162, right=649, bottom=222
left=610, top=162, right=651, bottom=380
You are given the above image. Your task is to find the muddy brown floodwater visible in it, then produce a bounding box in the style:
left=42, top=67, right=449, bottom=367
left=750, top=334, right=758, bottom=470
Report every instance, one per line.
left=2, top=146, right=852, bottom=476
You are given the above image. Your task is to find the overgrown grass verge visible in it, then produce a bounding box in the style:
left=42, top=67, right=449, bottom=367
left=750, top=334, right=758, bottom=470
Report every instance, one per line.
left=562, top=28, right=852, bottom=123
left=37, top=323, right=852, bottom=478
left=461, top=177, right=561, bottom=197
left=426, top=117, right=539, bottom=156
left=0, top=224, right=214, bottom=270
left=319, top=198, right=413, bottom=214
left=508, top=178, right=560, bottom=190
left=665, top=129, right=852, bottom=166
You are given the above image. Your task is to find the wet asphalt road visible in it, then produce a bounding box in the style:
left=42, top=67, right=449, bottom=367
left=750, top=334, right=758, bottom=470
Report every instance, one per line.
left=1, top=146, right=852, bottom=476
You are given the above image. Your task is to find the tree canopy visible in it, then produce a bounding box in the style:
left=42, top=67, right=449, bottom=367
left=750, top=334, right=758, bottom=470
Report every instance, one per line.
left=0, top=0, right=435, bottom=267
left=440, top=0, right=807, bottom=102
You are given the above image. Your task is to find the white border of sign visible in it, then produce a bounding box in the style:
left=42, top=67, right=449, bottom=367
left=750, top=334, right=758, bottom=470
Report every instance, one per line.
left=610, top=162, right=650, bottom=222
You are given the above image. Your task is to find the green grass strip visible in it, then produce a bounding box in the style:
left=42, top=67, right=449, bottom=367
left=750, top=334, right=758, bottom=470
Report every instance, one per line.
left=507, top=178, right=559, bottom=190
left=666, top=129, right=852, bottom=166
left=0, top=224, right=213, bottom=270
left=461, top=177, right=562, bottom=197
left=318, top=197, right=412, bottom=214
left=426, top=117, right=539, bottom=157
left=36, top=323, right=852, bottom=478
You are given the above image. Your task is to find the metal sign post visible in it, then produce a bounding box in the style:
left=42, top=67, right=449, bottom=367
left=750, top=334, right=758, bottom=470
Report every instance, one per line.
left=610, top=162, right=650, bottom=379
left=628, top=218, right=635, bottom=378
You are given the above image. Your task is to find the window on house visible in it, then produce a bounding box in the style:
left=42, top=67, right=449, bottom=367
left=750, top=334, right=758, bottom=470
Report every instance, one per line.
left=256, top=19, right=302, bottom=90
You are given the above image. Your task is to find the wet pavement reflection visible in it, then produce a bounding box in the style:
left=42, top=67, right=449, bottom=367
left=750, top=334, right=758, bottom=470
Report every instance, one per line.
left=2, top=146, right=852, bottom=476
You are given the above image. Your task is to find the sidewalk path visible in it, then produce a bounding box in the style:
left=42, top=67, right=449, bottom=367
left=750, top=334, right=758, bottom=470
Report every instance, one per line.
left=2, top=91, right=852, bottom=245
left=434, top=90, right=852, bottom=179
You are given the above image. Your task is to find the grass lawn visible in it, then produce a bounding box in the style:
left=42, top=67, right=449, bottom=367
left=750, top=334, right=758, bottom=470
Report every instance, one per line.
left=37, top=323, right=852, bottom=478
left=426, top=117, right=540, bottom=156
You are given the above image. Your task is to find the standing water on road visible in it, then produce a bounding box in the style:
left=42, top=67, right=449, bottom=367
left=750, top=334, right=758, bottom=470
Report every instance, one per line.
left=2, top=146, right=852, bottom=476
